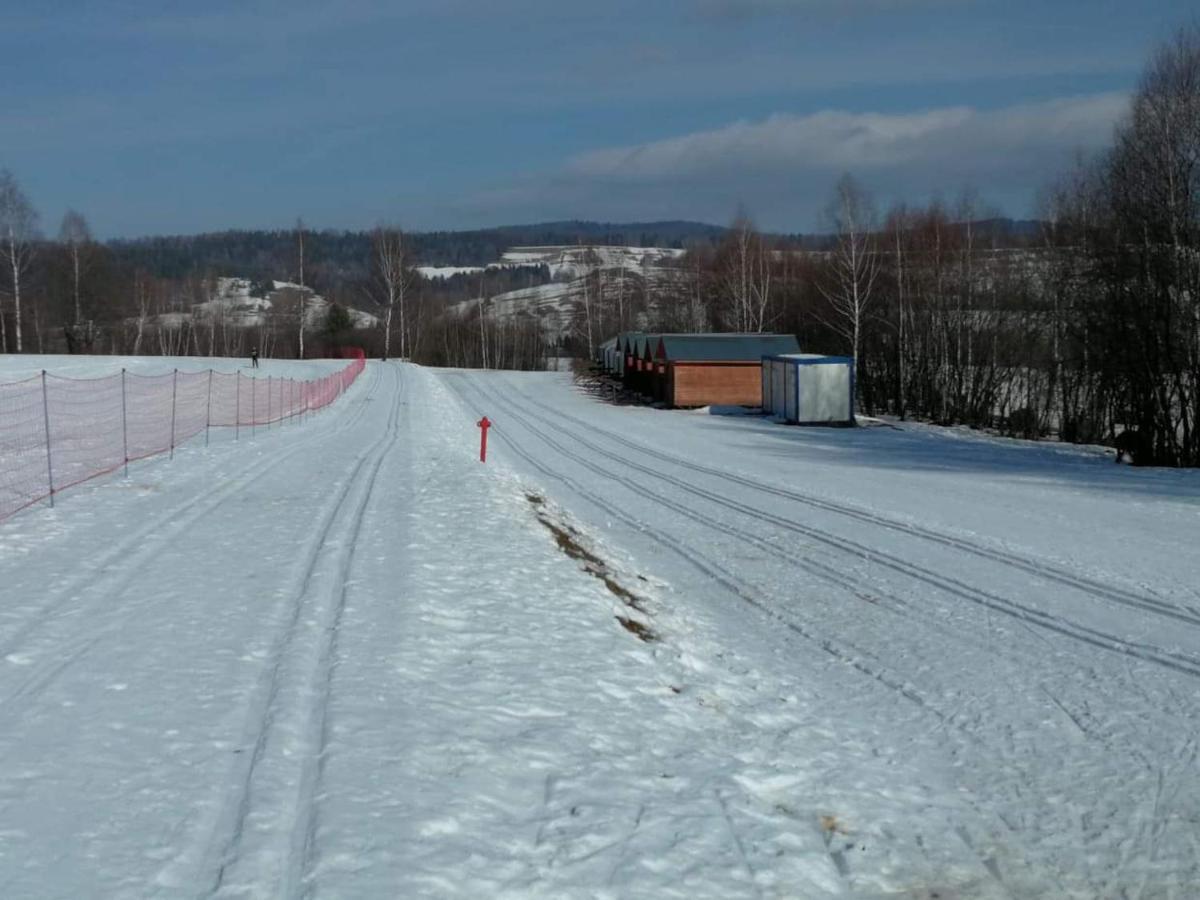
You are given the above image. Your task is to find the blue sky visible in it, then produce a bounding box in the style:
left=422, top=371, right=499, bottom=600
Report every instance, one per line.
left=0, top=0, right=1189, bottom=237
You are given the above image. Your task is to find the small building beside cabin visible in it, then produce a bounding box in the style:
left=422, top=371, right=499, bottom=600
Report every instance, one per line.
left=655, top=334, right=800, bottom=408
left=762, top=353, right=855, bottom=425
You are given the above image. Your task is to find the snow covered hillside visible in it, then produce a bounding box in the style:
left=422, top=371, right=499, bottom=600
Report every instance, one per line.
left=497, top=245, right=684, bottom=280
left=445, top=245, right=686, bottom=339
left=179, top=278, right=378, bottom=330
left=2, top=362, right=1198, bottom=897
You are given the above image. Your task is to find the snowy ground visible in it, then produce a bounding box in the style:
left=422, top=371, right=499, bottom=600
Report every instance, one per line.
left=1, top=363, right=1198, bottom=897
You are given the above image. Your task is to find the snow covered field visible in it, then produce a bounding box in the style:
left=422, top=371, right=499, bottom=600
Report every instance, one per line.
left=2, top=361, right=1199, bottom=897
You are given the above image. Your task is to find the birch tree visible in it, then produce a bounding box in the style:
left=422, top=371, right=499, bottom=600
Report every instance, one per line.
left=0, top=171, right=39, bottom=353
left=295, top=217, right=306, bottom=289
left=295, top=218, right=308, bottom=358
left=366, top=226, right=414, bottom=360
left=719, top=214, right=774, bottom=332
left=818, top=174, right=880, bottom=388
left=131, top=271, right=152, bottom=356
left=59, top=209, right=97, bottom=352
left=59, top=210, right=91, bottom=325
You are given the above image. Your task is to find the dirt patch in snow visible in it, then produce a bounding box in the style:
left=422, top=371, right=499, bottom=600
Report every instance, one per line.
left=615, top=616, right=655, bottom=642
left=526, top=492, right=657, bottom=641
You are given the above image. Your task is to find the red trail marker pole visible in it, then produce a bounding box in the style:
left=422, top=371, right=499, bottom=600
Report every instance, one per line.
left=477, top=416, right=491, bottom=463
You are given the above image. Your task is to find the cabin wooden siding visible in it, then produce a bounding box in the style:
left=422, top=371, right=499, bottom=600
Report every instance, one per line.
left=668, top=362, right=762, bottom=407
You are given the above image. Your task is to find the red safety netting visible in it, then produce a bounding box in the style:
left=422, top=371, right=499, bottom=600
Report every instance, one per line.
left=0, top=356, right=365, bottom=523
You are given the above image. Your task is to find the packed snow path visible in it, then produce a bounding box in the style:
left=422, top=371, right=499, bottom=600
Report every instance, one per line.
left=1, top=362, right=1198, bottom=897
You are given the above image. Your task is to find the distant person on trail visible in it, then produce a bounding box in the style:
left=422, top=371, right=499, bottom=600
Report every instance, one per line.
left=250, top=347, right=260, bottom=369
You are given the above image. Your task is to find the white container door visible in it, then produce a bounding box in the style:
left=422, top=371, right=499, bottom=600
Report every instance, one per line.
left=797, top=362, right=851, bottom=422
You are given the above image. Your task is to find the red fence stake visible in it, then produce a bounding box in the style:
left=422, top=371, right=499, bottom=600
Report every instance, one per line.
left=41, top=370, right=55, bottom=508
left=205, top=369, right=213, bottom=447
left=477, top=415, right=491, bottom=463
left=121, top=368, right=129, bottom=475
left=169, top=368, right=178, bottom=459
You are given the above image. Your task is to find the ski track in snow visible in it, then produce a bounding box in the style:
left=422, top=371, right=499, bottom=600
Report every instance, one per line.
left=1, top=361, right=1199, bottom=897
left=197, top=364, right=405, bottom=898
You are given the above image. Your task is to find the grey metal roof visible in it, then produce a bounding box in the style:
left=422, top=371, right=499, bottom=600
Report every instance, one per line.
left=656, top=333, right=800, bottom=362
left=766, top=352, right=853, bottom=364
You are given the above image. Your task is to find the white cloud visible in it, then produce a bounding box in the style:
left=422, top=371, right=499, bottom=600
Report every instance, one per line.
left=695, top=0, right=970, bottom=20
left=567, top=92, right=1127, bottom=181
left=446, top=92, right=1128, bottom=230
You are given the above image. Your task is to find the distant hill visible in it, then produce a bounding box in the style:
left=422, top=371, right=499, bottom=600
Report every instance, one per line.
left=102, top=217, right=1042, bottom=295
left=104, top=220, right=729, bottom=288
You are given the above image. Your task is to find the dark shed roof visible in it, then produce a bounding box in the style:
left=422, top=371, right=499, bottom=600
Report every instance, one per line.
left=656, top=334, right=800, bottom=362
left=634, top=334, right=659, bottom=357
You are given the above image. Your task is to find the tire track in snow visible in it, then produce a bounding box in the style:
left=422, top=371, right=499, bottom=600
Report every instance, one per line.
left=509, top=379, right=1200, bottom=629
left=0, top=365, right=384, bottom=722
left=443, top=374, right=1080, bottom=893
left=475, top=380, right=1033, bottom=677
left=476, top=376, right=1200, bottom=681
left=453, top=373, right=1195, bottom=896
left=442, top=373, right=980, bottom=739
left=192, top=364, right=406, bottom=899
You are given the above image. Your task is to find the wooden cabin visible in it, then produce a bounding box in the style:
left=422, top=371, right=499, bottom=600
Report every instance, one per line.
left=654, top=334, right=800, bottom=408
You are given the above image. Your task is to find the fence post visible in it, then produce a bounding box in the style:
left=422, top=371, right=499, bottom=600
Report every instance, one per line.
left=169, top=368, right=178, bottom=460
left=121, top=369, right=129, bottom=477
left=235, top=371, right=241, bottom=442
left=251, top=375, right=256, bottom=438
left=267, top=375, right=272, bottom=431
left=205, top=369, right=213, bottom=447
left=41, top=371, right=55, bottom=508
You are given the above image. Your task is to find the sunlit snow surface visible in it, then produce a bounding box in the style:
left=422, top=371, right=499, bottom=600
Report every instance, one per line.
left=1, top=360, right=1198, bottom=897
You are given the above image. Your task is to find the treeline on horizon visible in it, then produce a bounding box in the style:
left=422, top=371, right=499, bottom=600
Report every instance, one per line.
left=105, top=220, right=732, bottom=284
